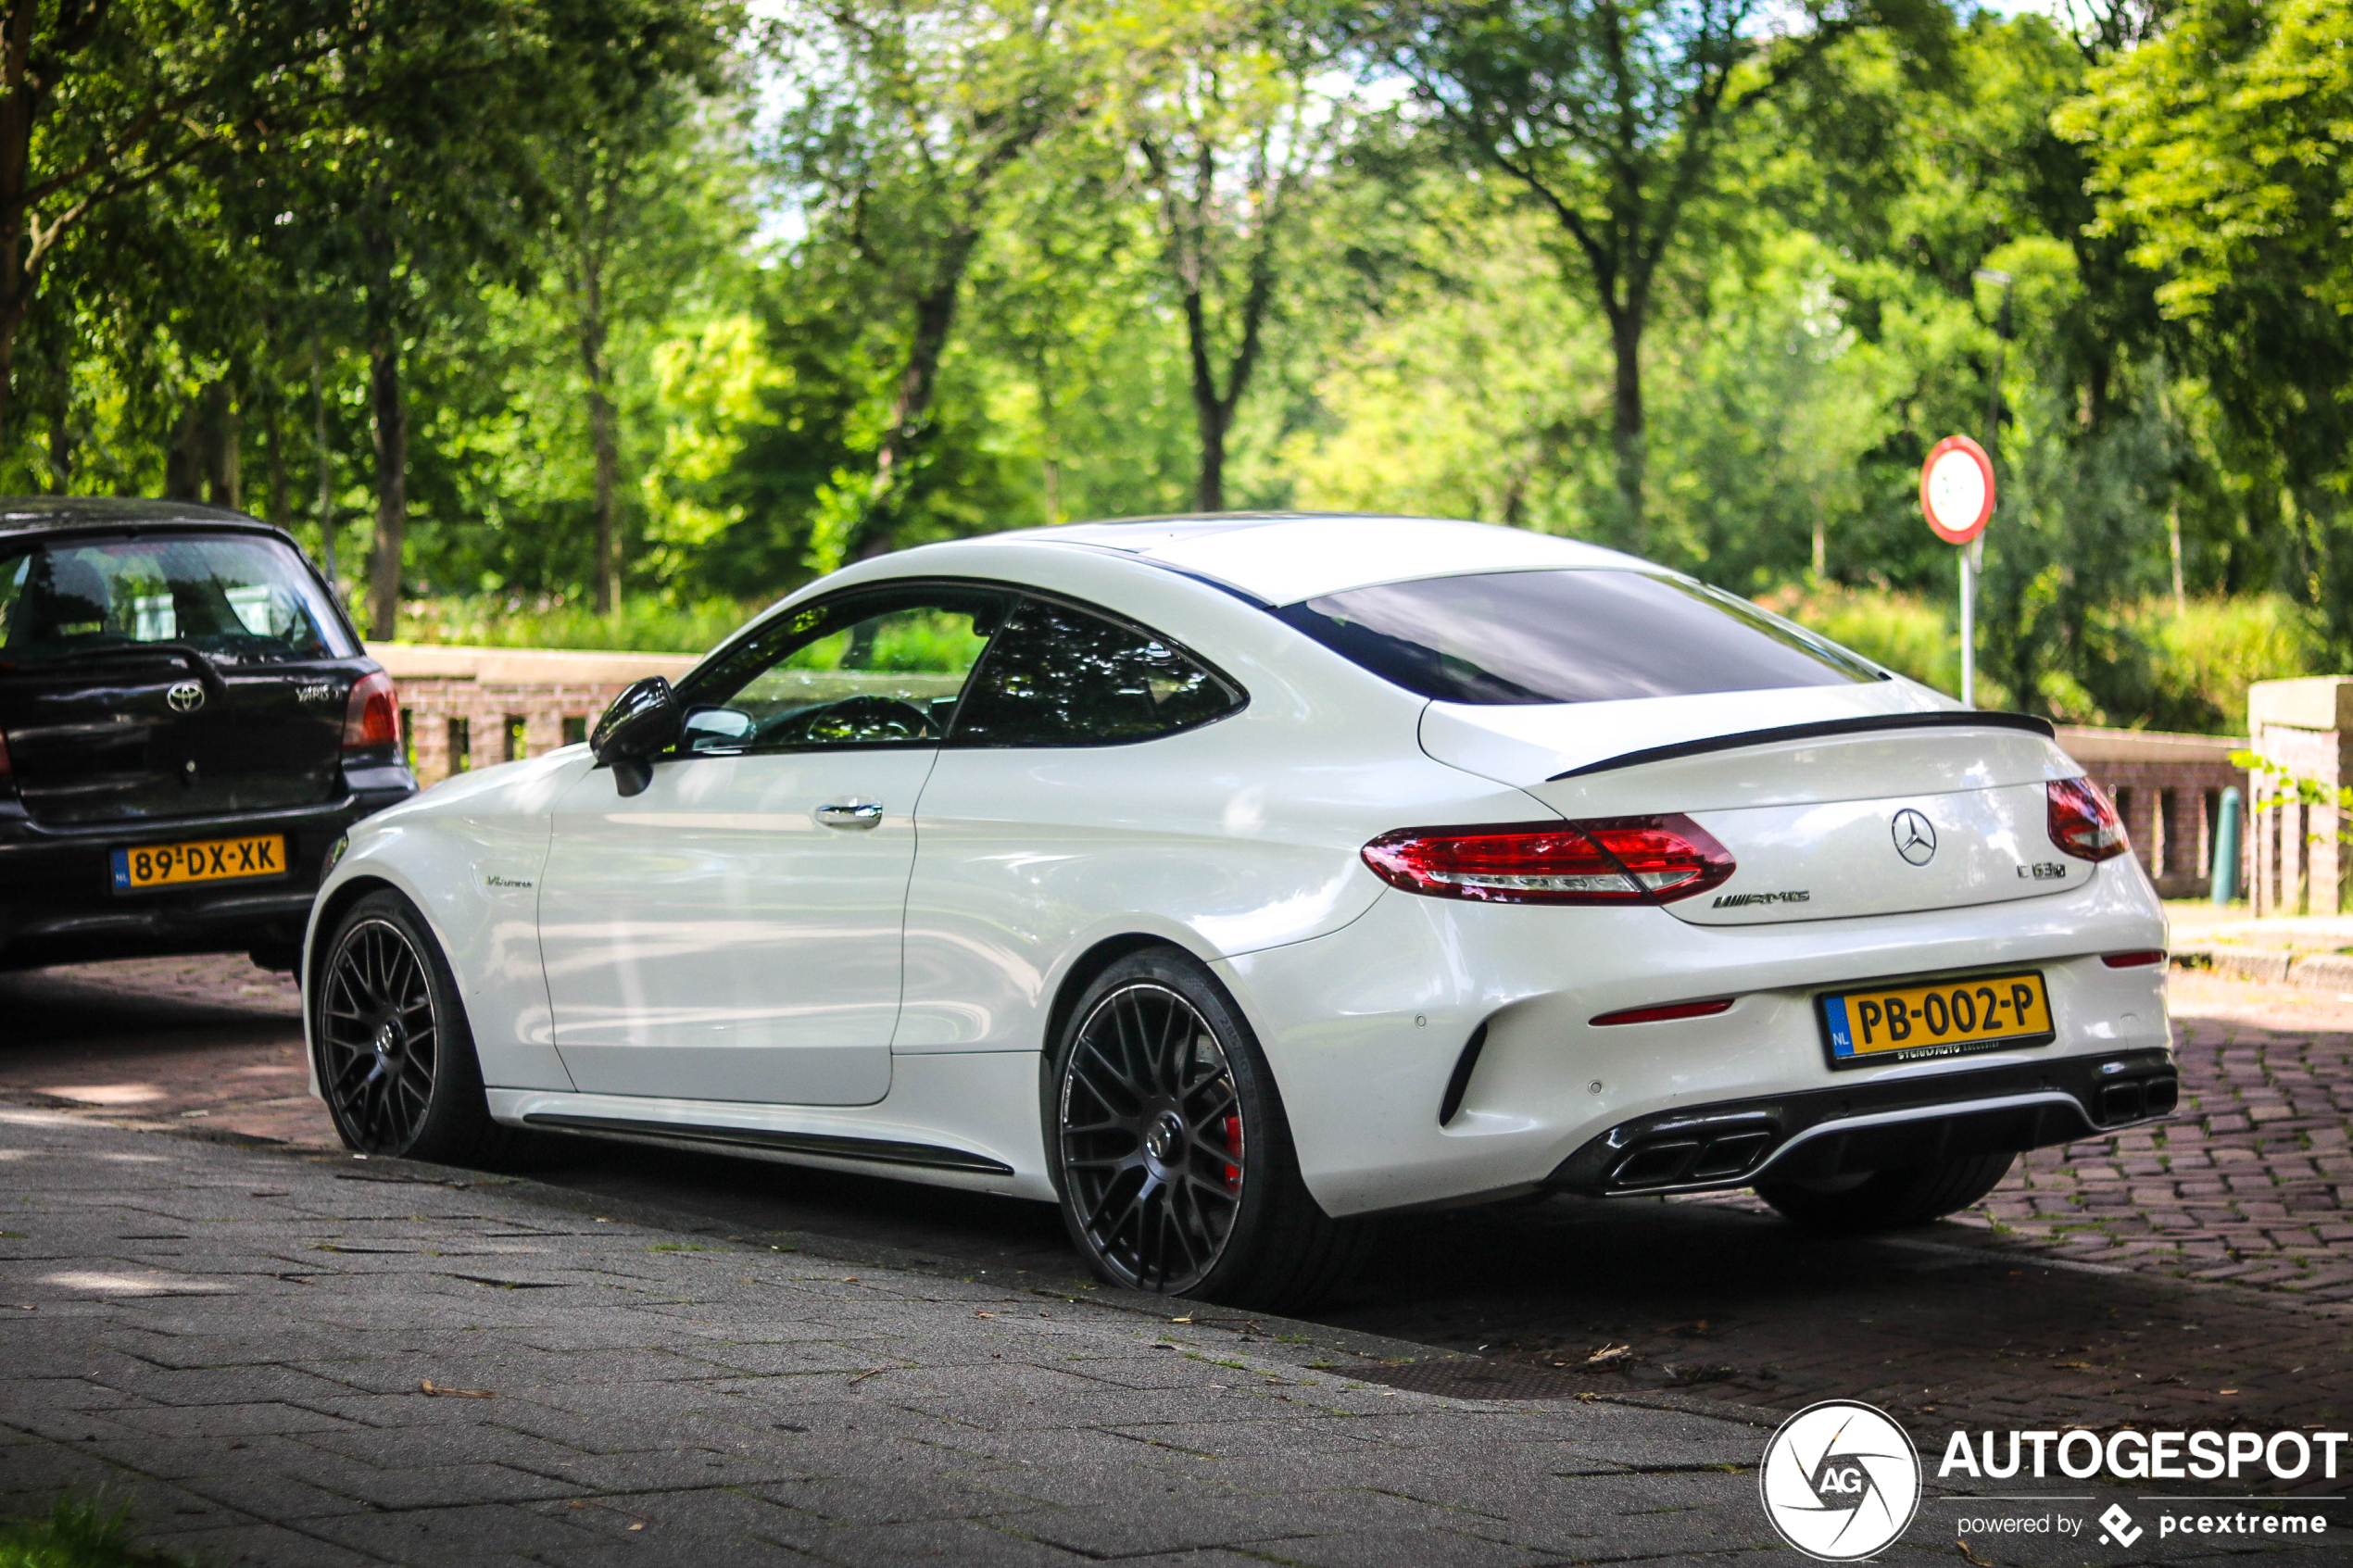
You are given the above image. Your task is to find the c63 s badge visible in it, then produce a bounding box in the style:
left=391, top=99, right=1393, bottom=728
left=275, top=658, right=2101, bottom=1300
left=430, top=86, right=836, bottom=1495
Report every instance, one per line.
left=1713, top=890, right=1809, bottom=909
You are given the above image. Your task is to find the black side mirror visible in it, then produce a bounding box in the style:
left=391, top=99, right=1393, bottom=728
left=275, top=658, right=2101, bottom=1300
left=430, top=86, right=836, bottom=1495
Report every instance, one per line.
left=590, top=677, right=682, bottom=797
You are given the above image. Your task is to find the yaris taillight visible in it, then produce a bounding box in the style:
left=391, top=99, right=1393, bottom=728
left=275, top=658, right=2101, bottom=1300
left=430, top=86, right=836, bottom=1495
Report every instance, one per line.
left=342, top=670, right=400, bottom=754
left=2047, top=777, right=2127, bottom=862
left=1361, top=815, right=1735, bottom=906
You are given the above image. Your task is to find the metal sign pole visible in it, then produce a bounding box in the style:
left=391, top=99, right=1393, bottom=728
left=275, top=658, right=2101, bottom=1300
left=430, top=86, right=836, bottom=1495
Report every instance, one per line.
left=1920, top=434, right=1995, bottom=708
left=1960, top=543, right=1975, bottom=709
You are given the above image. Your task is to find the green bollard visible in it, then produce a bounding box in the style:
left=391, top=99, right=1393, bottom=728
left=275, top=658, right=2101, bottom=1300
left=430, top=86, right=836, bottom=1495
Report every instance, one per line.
left=2210, top=786, right=2243, bottom=906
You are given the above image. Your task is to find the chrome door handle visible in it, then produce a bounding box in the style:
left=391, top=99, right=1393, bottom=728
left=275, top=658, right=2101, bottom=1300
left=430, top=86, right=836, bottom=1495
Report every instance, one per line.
left=814, top=799, right=884, bottom=829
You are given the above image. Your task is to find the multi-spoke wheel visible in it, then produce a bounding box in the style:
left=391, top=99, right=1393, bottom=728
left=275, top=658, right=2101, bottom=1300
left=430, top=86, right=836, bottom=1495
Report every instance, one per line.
left=318, top=915, right=439, bottom=1151
left=1059, top=982, right=1246, bottom=1294
left=1048, top=947, right=1370, bottom=1310
left=312, top=889, right=509, bottom=1165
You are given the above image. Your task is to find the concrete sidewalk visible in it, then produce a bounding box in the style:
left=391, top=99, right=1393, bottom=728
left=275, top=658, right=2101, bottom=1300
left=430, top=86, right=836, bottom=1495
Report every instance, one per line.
left=0, top=1110, right=2325, bottom=1566
left=0, top=1110, right=1785, bottom=1567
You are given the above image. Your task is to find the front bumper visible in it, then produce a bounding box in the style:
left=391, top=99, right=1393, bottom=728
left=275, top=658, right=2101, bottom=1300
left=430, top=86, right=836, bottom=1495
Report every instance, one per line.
left=0, top=770, right=414, bottom=967
left=1546, top=1047, right=2178, bottom=1196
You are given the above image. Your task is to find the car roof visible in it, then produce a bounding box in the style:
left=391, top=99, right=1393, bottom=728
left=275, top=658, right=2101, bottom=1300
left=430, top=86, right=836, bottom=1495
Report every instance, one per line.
left=0, top=496, right=271, bottom=540
left=988, top=512, right=1649, bottom=605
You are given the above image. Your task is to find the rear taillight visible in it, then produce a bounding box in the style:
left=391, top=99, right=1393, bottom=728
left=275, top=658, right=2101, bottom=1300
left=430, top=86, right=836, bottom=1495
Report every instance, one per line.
left=342, top=671, right=399, bottom=753
left=1361, top=815, right=1735, bottom=906
left=2048, top=777, right=2127, bottom=862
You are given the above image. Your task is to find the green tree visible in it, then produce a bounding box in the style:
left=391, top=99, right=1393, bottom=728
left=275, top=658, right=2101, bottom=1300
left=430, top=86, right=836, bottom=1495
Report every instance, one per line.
left=777, top=0, right=1096, bottom=566
left=2060, top=0, right=2353, bottom=636
left=1365, top=0, right=1926, bottom=546
left=1123, top=4, right=1352, bottom=510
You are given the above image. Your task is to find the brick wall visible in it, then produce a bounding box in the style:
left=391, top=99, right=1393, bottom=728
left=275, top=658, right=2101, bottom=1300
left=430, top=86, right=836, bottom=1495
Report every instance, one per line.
left=2244, top=678, right=2353, bottom=918
left=2055, top=728, right=2249, bottom=901
left=368, top=647, right=2255, bottom=903
left=369, top=644, right=700, bottom=788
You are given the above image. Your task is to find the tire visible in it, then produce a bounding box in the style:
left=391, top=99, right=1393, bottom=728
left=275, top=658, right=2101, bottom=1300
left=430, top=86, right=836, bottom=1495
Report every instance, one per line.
left=1754, top=1150, right=2017, bottom=1233
left=1046, top=947, right=1370, bottom=1312
left=311, top=889, right=519, bottom=1167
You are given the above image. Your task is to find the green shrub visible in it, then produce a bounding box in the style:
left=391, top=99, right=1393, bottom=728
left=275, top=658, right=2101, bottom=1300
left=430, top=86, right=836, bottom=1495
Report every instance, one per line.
left=391, top=595, right=763, bottom=654
left=2131, top=595, right=2326, bottom=734
left=1756, top=584, right=1964, bottom=696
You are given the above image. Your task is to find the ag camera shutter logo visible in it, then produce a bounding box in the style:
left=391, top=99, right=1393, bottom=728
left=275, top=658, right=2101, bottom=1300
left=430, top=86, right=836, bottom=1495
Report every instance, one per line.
left=1759, top=1400, right=1921, bottom=1561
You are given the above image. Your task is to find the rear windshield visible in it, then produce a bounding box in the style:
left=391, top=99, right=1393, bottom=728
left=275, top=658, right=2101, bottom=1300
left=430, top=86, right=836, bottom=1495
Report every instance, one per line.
left=1274, top=570, right=1881, bottom=705
left=0, top=533, right=354, bottom=666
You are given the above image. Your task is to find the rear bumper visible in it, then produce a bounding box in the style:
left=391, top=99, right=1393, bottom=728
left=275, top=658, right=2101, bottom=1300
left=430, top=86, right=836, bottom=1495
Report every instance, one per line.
left=1546, top=1047, right=2178, bottom=1197
left=0, top=773, right=414, bottom=966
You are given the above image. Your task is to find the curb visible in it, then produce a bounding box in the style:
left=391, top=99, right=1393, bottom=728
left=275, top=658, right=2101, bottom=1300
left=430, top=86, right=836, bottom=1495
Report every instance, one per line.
left=2172, top=946, right=2353, bottom=990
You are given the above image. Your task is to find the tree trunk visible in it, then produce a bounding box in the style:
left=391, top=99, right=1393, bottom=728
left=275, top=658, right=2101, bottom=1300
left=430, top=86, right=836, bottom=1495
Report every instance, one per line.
left=311, top=333, right=337, bottom=590
left=45, top=400, right=68, bottom=492
left=263, top=383, right=288, bottom=528
left=367, top=294, right=408, bottom=643
left=0, top=0, right=36, bottom=448
left=575, top=258, right=620, bottom=615
left=1607, top=306, right=1645, bottom=545
left=200, top=380, right=238, bottom=508
left=1193, top=393, right=1227, bottom=513
left=165, top=406, right=203, bottom=500
left=857, top=227, right=981, bottom=560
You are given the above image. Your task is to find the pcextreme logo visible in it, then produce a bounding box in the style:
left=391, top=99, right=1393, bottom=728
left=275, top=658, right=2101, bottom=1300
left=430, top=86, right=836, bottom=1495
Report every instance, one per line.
left=1759, top=1400, right=1922, bottom=1561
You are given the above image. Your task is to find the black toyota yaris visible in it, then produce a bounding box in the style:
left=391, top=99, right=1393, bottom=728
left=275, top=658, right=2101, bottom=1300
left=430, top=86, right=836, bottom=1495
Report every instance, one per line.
left=0, top=498, right=416, bottom=972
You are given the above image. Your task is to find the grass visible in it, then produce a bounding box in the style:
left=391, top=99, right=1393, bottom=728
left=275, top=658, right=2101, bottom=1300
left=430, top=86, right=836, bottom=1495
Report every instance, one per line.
left=0, top=1499, right=192, bottom=1568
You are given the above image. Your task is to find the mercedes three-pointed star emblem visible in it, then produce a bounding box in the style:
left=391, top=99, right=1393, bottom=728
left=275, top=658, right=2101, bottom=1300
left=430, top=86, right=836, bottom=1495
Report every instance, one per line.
left=1891, top=809, right=1937, bottom=867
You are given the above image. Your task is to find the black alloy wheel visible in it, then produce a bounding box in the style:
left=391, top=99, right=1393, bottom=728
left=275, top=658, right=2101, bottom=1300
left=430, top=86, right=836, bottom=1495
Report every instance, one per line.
left=313, top=889, right=513, bottom=1166
left=1058, top=981, right=1246, bottom=1294
left=1048, top=947, right=1370, bottom=1310
left=318, top=915, right=440, bottom=1152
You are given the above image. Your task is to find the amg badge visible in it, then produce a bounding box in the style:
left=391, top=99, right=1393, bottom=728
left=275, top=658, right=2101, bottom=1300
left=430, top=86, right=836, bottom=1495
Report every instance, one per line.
left=1712, top=890, right=1810, bottom=909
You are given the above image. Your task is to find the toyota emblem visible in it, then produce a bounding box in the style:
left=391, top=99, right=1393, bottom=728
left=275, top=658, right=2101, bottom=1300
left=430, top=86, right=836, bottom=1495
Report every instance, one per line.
left=166, top=681, right=206, bottom=714
left=1890, top=809, right=1937, bottom=867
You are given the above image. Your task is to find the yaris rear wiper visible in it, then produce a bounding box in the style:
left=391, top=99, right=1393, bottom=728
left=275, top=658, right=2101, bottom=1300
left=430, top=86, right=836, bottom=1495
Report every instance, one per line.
left=0, top=641, right=231, bottom=700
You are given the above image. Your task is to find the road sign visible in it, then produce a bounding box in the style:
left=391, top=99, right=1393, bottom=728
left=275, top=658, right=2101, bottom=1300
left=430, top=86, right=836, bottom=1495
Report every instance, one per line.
left=1920, top=434, right=1994, bottom=545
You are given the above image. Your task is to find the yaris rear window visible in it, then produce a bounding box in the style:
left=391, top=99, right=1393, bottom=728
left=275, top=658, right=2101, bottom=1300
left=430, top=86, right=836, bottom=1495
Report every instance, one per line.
left=1273, top=570, right=1881, bottom=705
left=0, top=533, right=353, bottom=665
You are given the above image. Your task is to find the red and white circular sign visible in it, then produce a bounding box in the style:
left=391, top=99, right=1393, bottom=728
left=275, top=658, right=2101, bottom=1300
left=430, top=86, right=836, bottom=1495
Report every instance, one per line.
left=1919, top=434, right=1994, bottom=545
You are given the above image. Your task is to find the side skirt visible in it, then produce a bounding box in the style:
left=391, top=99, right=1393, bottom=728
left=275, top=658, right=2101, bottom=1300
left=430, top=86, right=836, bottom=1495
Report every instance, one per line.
left=522, top=1110, right=1013, bottom=1175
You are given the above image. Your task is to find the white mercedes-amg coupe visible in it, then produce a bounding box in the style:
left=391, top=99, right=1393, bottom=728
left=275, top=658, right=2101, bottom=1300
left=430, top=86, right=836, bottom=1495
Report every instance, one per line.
left=305, top=515, right=2173, bottom=1308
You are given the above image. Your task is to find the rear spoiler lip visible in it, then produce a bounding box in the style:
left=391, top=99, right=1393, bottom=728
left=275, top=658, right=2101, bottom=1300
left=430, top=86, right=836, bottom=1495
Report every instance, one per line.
left=1546, top=709, right=2057, bottom=783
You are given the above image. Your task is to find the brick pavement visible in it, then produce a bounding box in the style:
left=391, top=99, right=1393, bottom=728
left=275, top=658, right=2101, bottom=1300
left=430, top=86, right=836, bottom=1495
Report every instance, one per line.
left=1958, top=973, right=2353, bottom=1299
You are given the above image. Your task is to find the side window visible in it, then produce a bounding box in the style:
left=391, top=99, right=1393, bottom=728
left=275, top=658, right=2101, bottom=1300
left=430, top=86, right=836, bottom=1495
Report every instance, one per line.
left=950, top=598, right=1242, bottom=747
left=677, top=588, right=1008, bottom=754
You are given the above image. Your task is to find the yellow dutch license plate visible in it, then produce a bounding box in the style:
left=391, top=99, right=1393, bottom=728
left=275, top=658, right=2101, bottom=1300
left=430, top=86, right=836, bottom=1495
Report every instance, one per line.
left=110, top=834, right=288, bottom=893
left=1818, top=970, right=2054, bottom=1069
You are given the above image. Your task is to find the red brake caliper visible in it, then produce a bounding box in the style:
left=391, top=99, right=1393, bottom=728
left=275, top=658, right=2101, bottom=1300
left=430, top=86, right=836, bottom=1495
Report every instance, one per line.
left=1222, top=1113, right=1243, bottom=1192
